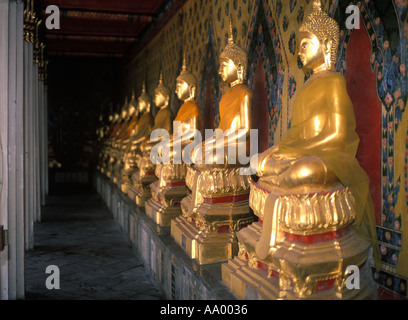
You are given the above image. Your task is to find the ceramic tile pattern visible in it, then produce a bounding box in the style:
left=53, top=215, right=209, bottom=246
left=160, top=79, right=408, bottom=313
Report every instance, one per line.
left=119, top=0, right=408, bottom=299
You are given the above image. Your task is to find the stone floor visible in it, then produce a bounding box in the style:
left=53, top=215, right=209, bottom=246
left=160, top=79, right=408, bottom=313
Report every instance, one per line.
left=24, top=183, right=163, bottom=300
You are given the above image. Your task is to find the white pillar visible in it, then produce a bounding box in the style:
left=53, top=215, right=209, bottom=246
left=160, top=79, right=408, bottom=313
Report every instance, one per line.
left=44, top=85, right=49, bottom=196
left=39, top=79, right=46, bottom=206
left=0, top=0, right=25, bottom=299
left=24, top=40, right=34, bottom=251
left=0, top=0, right=10, bottom=300
left=34, top=62, right=41, bottom=222
left=15, top=0, right=25, bottom=298
left=6, top=0, right=25, bottom=299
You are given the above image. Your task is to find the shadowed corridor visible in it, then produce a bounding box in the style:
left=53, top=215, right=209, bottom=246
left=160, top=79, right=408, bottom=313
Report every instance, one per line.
left=24, top=183, right=162, bottom=300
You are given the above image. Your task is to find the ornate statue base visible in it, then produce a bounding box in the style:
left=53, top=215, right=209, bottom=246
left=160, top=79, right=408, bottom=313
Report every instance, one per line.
left=145, top=163, right=188, bottom=226
left=112, top=162, right=124, bottom=190
left=129, top=152, right=157, bottom=207
left=221, top=181, right=376, bottom=300
left=120, top=166, right=134, bottom=194
left=171, top=165, right=256, bottom=265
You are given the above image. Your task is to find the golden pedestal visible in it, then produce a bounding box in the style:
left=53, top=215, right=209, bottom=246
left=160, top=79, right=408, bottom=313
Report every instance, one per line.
left=171, top=165, right=256, bottom=265
left=222, top=181, right=376, bottom=300
left=130, top=153, right=157, bottom=207
left=145, top=163, right=188, bottom=226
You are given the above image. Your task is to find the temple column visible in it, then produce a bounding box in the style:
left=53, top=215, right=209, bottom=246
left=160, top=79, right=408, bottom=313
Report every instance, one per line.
left=23, top=0, right=35, bottom=251
left=38, top=52, right=48, bottom=208
left=0, top=0, right=26, bottom=299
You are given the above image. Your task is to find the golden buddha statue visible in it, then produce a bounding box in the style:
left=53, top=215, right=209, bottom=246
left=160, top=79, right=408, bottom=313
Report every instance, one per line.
left=101, top=111, right=121, bottom=177
left=191, top=22, right=252, bottom=169
left=172, top=20, right=256, bottom=265
left=116, top=92, right=139, bottom=145
left=222, top=0, right=377, bottom=300
left=131, top=74, right=174, bottom=207
left=123, top=83, right=155, bottom=199
left=145, top=53, right=202, bottom=226
left=106, top=101, right=132, bottom=180
left=111, top=96, right=139, bottom=186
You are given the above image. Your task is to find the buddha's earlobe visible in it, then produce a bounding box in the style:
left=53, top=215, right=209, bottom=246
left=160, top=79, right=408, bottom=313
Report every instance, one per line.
left=323, top=37, right=333, bottom=68
left=190, top=85, right=196, bottom=99
left=237, top=64, right=244, bottom=82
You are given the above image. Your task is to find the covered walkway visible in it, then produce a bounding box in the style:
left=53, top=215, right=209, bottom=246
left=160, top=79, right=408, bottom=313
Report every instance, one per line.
left=24, top=183, right=162, bottom=300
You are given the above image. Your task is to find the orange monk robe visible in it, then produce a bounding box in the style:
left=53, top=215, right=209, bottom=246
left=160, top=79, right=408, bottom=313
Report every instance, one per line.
left=109, top=121, right=123, bottom=138
left=218, top=84, right=252, bottom=132
left=117, top=116, right=139, bottom=141
left=174, top=100, right=202, bottom=125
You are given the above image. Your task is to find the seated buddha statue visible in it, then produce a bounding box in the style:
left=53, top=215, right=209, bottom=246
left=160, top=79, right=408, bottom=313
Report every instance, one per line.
left=138, top=73, right=174, bottom=155
left=222, top=0, right=377, bottom=300
left=111, top=93, right=139, bottom=186
left=131, top=74, right=174, bottom=206
left=102, top=111, right=121, bottom=177
left=125, top=83, right=154, bottom=159
left=191, top=21, right=252, bottom=169
left=115, top=92, right=139, bottom=148
left=252, top=0, right=377, bottom=253
left=108, top=100, right=132, bottom=181
left=121, top=83, right=154, bottom=192
left=152, top=53, right=202, bottom=164
left=172, top=21, right=256, bottom=265
left=145, top=53, right=202, bottom=226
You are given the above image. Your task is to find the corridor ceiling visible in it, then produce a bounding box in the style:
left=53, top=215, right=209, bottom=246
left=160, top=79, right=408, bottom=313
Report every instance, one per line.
left=39, top=0, right=185, bottom=59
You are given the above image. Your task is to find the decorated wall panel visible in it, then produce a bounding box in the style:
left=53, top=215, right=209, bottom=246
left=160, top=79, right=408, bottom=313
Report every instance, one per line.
left=121, top=0, right=408, bottom=299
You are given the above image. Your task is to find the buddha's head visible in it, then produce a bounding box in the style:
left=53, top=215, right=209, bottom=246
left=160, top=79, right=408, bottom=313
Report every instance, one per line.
left=219, top=19, right=248, bottom=84
left=298, top=0, right=339, bottom=72
left=138, top=82, right=152, bottom=114
left=175, top=53, right=197, bottom=100
left=113, top=112, right=120, bottom=122
left=109, top=114, right=113, bottom=122
left=128, top=90, right=137, bottom=117
left=154, top=72, right=170, bottom=108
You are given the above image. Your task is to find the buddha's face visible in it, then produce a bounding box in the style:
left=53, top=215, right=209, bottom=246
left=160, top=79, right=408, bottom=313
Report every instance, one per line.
left=154, top=91, right=167, bottom=107
left=138, top=98, right=147, bottom=113
left=121, top=109, right=127, bottom=119
left=219, top=58, right=238, bottom=83
left=128, top=104, right=136, bottom=117
left=175, top=80, right=191, bottom=100
left=298, top=31, right=326, bottom=70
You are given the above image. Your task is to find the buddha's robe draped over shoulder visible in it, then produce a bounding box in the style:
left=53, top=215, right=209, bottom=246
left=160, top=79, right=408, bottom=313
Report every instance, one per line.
left=278, top=71, right=379, bottom=262
left=121, top=116, right=139, bottom=140
left=131, top=112, right=154, bottom=142
left=218, top=84, right=252, bottom=131
left=175, top=100, right=201, bottom=124
left=151, top=107, right=174, bottom=133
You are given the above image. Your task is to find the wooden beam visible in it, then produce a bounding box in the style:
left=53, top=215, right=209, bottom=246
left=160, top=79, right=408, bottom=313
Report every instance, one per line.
left=44, top=16, right=147, bottom=37
left=46, top=34, right=137, bottom=43
left=39, top=0, right=165, bottom=15
left=47, top=50, right=123, bottom=58
left=41, top=10, right=153, bottom=23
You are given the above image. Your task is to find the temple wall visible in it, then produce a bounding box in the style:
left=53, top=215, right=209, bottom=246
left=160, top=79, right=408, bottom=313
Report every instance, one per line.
left=120, top=0, right=408, bottom=299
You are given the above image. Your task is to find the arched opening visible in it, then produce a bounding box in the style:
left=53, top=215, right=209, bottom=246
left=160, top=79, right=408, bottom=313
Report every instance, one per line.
left=203, top=74, right=215, bottom=130
left=252, top=55, right=269, bottom=153
left=345, top=20, right=382, bottom=224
